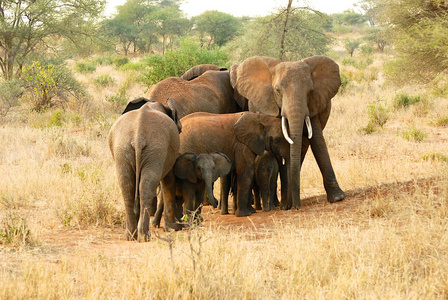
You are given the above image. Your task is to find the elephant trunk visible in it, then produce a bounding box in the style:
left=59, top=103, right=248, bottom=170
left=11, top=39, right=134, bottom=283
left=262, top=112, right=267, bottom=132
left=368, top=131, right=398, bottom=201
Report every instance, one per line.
left=285, top=106, right=309, bottom=208
left=204, top=172, right=218, bottom=208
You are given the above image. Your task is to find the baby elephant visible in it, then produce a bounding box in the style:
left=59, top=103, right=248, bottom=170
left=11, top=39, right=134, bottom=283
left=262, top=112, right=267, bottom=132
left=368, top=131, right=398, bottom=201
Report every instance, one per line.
left=174, top=152, right=232, bottom=218
left=152, top=152, right=232, bottom=227
left=253, top=151, right=280, bottom=212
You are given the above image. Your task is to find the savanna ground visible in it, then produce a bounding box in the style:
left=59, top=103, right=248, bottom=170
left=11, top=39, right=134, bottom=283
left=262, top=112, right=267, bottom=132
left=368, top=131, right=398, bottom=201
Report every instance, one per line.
left=1, top=47, right=448, bottom=298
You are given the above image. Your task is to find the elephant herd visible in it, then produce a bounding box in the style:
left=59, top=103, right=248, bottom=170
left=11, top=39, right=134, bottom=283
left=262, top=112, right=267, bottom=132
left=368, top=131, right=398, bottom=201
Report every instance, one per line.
left=108, top=55, right=346, bottom=242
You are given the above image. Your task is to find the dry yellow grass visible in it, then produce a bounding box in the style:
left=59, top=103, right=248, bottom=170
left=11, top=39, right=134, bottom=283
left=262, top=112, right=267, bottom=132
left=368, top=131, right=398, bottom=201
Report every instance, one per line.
left=1, top=50, right=448, bottom=298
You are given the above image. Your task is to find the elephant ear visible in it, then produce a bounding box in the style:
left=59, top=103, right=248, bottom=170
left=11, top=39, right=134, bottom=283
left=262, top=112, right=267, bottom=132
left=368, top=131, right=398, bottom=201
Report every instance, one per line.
left=122, top=97, right=150, bottom=114
left=303, top=56, right=341, bottom=117
left=234, top=112, right=265, bottom=156
left=166, top=98, right=182, bottom=133
left=211, top=152, right=232, bottom=180
left=181, top=64, right=227, bottom=81
left=231, top=57, right=281, bottom=116
left=174, top=153, right=197, bottom=183
left=230, top=64, right=248, bottom=111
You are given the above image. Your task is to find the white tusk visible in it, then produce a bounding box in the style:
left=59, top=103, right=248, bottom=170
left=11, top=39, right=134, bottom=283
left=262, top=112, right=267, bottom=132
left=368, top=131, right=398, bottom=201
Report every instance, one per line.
left=305, top=116, right=313, bottom=139
left=282, top=117, right=294, bottom=145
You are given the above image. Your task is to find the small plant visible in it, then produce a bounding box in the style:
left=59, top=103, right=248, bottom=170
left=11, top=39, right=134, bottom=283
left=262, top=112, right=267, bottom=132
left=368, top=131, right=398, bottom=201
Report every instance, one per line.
left=344, top=38, right=361, bottom=57
left=0, top=78, right=23, bottom=116
left=113, top=56, right=130, bottom=68
left=0, top=211, right=33, bottom=247
left=93, top=74, right=115, bottom=87
left=423, top=152, right=448, bottom=162
left=401, top=127, right=426, bottom=142
left=393, top=93, right=422, bottom=109
left=74, top=60, right=97, bottom=73
left=435, top=116, right=448, bottom=127
left=339, top=73, right=351, bottom=93
left=95, top=56, right=114, bottom=66
left=106, top=93, right=128, bottom=107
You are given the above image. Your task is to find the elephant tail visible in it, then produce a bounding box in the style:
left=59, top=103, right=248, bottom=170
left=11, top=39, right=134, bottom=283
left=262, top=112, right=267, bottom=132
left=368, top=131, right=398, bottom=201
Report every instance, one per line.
left=133, top=140, right=144, bottom=217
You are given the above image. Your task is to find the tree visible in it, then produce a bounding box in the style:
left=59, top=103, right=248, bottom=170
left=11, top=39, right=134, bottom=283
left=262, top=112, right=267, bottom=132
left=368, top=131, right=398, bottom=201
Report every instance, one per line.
left=0, top=0, right=105, bottom=80
left=344, top=39, right=361, bottom=57
left=376, top=0, right=448, bottom=83
left=193, top=10, right=242, bottom=48
left=228, top=5, right=331, bottom=61
left=332, top=9, right=368, bottom=26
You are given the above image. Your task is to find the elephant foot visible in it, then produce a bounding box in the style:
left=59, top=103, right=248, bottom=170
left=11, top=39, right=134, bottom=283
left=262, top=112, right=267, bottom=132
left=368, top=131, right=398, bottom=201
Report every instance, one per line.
left=248, top=205, right=256, bottom=214
left=137, top=233, right=150, bottom=242
left=220, top=209, right=229, bottom=215
left=262, top=207, right=271, bottom=212
left=280, top=203, right=291, bottom=210
left=165, top=220, right=183, bottom=231
left=325, top=182, right=346, bottom=203
left=235, top=208, right=252, bottom=217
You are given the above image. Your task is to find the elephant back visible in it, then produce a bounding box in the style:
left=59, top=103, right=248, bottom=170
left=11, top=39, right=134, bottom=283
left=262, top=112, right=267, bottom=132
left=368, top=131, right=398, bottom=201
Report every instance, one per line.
left=181, top=64, right=228, bottom=81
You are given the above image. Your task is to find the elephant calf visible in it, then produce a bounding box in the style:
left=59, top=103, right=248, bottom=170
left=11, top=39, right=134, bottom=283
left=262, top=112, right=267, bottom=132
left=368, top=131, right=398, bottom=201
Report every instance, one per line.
left=108, top=98, right=182, bottom=242
left=253, top=151, right=280, bottom=212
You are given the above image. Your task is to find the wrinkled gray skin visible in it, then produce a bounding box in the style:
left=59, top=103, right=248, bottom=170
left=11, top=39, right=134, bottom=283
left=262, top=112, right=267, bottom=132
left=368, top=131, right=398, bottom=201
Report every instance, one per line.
left=230, top=56, right=345, bottom=209
left=108, top=98, right=182, bottom=242
left=123, top=64, right=245, bottom=118
left=253, top=151, right=280, bottom=212
left=179, top=111, right=289, bottom=217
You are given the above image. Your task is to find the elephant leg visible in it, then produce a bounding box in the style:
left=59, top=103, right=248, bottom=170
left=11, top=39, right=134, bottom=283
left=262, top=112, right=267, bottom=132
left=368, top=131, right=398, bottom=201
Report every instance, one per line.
left=269, top=174, right=278, bottom=210
left=235, top=170, right=254, bottom=217
left=253, top=182, right=262, bottom=210
left=279, top=158, right=290, bottom=210
left=116, top=164, right=138, bottom=241
left=219, top=175, right=231, bottom=215
left=161, top=171, right=183, bottom=231
left=137, top=170, right=159, bottom=242
left=152, top=194, right=163, bottom=228
left=309, top=116, right=345, bottom=203
left=301, top=138, right=310, bottom=164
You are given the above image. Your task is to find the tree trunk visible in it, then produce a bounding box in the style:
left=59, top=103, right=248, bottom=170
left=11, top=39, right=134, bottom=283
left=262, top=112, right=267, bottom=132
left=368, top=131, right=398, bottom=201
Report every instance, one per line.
left=279, top=0, right=293, bottom=60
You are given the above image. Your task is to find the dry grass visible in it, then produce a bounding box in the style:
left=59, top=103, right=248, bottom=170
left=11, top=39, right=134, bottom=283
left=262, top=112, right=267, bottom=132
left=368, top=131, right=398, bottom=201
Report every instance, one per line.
left=1, top=50, right=448, bottom=298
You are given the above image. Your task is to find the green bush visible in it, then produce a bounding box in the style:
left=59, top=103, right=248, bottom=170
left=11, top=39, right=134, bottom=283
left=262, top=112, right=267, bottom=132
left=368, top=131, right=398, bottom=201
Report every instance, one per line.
left=360, top=44, right=374, bottom=56
left=0, top=79, right=23, bottom=116
left=22, top=61, right=86, bottom=112
left=401, top=127, right=425, bottom=142
left=113, top=56, right=130, bottom=68
left=435, top=116, right=448, bottom=127
left=93, top=74, right=115, bottom=87
left=393, top=93, right=422, bottom=109
left=367, top=101, right=389, bottom=127
left=0, top=211, right=33, bottom=247
left=423, top=152, right=448, bottom=162
left=95, top=56, right=114, bottom=66
left=74, top=60, right=97, bottom=73
left=339, top=73, right=351, bottom=93
left=142, top=38, right=230, bottom=87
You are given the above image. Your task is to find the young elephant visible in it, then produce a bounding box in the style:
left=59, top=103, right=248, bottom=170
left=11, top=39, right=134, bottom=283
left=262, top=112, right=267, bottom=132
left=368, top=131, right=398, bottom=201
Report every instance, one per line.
left=151, top=152, right=232, bottom=226
left=174, top=152, right=231, bottom=216
left=108, top=98, right=182, bottom=242
left=253, top=151, right=280, bottom=212
left=179, top=111, right=289, bottom=217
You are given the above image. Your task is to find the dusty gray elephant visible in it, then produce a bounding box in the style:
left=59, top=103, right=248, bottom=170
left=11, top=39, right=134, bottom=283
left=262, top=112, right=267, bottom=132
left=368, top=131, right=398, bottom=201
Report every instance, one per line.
left=179, top=111, right=289, bottom=217
left=108, top=98, right=182, bottom=242
left=230, top=55, right=345, bottom=209
left=125, top=64, right=245, bottom=118
left=253, top=151, right=280, bottom=212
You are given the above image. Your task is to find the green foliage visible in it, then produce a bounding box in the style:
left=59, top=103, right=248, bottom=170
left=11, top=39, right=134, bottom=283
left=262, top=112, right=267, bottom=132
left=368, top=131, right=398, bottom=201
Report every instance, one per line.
left=75, top=61, right=97, bottom=73
left=227, top=9, right=331, bottom=61
left=423, top=152, right=448, bottom=163
left=361, top=101, right=389, bottom=134
left=392, top=93, right=422, bottom=109
left=0, top=0, right=104, bottom=80
left=113, top=56, right=130, bottom=68
left=141, top=38, right=230, bottom=86
left=377, top=0, right=448, bottom=84
left=0, top=211, right=33, bottom=247
left=342, top=57, right=373, bottom=69
left=435, top=116, right=448, bottom=127
left=0, top=79, right=23, bottom=116
left=339, top=73, right=352, bottom=94
left=401, top=127, right=426, bottom=142
left=95, top=56, right=114, bottom=66
left=360, top=44, right=374, bottom=56
left=332, top=10, right=368, bottom=26
left=22, top=61, right=86, bottom=112
left=193, top=10, right=242, bottom=47
left=93, top=74, right=115, bottom=87
left=344, top=39, right=362, bottom=57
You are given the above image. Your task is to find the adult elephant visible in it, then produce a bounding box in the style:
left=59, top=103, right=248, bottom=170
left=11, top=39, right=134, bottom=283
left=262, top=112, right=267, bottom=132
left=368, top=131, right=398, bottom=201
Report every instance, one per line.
left=179, top=111, right=289, bottom=217
left=108, top=98, right=183, bottom=242
left=126, top=64, right=244, bottom=118
left=230, top=55, right=345, bottom=209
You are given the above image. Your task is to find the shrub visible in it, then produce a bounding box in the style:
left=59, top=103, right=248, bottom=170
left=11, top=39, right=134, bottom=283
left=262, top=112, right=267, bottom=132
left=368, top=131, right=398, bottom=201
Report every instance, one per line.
left=113, top=56, right=130, bottom=68
left=93, top=74, right=115, bottom=87
left=0, top=78, right=23, bottom=116
left=95, top=56, right=114, bottom=66
left=0, top=211, right=34, bottom=247
left=339, top=73, right=351, bottom=93
left=360, top=44, right=374, bottom=56
left=435, top=116, right=448, bottom=127
left=423, top=152, right=448, bottom=163
left=74, top=60, right=97, bottom=73
left=367, top=101, right=389, bottom=127
left=401, top=127, right=426, bottom=142
left=22, top=61, right=86, bottom=112
left=142, top=38, right=230, bottom=87
left=393, top=93, right=422, bottom=109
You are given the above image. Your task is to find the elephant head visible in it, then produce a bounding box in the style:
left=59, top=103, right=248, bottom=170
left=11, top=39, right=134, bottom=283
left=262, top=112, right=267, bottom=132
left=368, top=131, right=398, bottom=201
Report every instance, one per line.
left=233, top=112, right=289, bottom=159
left=230, top=56, right=341, bottom=208
left=122, top=97, right=182, bottom=133
left=173, top=152, right=232, bottom=208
